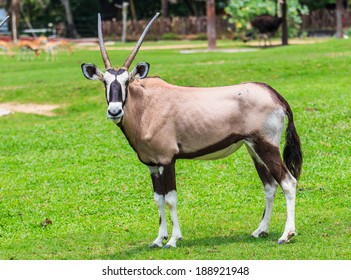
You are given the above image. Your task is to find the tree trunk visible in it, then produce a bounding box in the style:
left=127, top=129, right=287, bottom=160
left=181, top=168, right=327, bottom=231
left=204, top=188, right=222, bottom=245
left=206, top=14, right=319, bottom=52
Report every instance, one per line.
left=161, top=0, right=169, bottom=18
left=184, top=0, right=196, bottom=16
left=60, top=0, right=79, bottom=38
left=336, top=0, right=343, bottom=38
left=121, top=2, right=129, bottom=43
left=10, top=0, right=20, bottom=43
left=129, top=0, right=137, bottom=21
left=281, top=0, right=288, bottom=45
left=207, top=0, right=216, bottom=50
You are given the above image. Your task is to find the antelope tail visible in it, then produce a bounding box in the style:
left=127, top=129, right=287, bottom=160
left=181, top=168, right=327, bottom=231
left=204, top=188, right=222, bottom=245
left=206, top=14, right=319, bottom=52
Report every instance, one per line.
left=283, top=105, right=303, bottom=179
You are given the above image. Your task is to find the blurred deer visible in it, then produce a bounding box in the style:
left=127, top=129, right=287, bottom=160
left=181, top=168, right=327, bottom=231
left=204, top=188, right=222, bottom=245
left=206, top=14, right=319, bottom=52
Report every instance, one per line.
left=251, top=14, right=282, bottom=46
left=18, top=40, right=41, bottom=60
left=0, top=40, right=14, bottom=58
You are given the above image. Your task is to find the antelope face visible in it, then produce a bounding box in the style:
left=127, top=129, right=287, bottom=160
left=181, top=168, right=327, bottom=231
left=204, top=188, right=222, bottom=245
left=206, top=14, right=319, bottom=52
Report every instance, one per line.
left=81, top=62, right=149, bottom=124
left=81, top=12, right=157, bottom=124
left=104, top=68, right=128, bottom=123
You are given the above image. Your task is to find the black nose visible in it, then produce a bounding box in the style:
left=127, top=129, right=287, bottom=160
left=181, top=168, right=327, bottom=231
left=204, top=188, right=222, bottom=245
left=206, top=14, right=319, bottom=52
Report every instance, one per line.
left=108, top=109, right=122, bottom=117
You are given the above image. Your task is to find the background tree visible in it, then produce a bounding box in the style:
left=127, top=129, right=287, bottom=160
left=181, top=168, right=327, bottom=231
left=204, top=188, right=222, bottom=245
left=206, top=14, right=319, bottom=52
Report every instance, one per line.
left=161, top=0, right=168, bottom=18
left=299, top=0, right=349, bottom=39
left=281, top=0, right=288, bottom=45
left=60, top=0, right=78, bottom=38
left=9, top=0, right=21, bottom=42
left=129, top=0, right=136, bottom=21
left=335, top=0, right=344, bottom=38
left=207, top=0, right=216, bottom=50
left=298, top=0, right=348, bottom=10
left=225, top=0, right=308, bottom=41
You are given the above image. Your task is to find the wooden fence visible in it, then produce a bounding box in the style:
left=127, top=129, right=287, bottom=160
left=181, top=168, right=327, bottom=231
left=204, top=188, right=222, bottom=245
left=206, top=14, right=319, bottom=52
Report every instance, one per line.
left=301, top=9, right=351, bottom=32
left=55, top=9, right=351, bottom=39
left=100, top=16, right=234, bottom=40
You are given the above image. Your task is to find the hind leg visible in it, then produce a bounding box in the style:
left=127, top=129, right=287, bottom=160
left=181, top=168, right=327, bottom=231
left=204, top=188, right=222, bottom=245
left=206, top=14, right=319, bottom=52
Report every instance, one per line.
left=246, top=143, right=278, bottom=238
left=278, top=173, right=297, bottom=244
left=246, top=139, right=297, bottom=244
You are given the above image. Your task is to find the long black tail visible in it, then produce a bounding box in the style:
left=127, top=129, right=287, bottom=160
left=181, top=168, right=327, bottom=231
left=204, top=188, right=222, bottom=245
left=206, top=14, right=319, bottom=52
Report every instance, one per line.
left=283, top=105, right=303, bottom=179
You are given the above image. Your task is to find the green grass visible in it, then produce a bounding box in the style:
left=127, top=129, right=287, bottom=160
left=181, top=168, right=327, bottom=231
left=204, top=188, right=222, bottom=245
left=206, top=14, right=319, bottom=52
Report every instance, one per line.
left=0, top=39, right=350, bottom=260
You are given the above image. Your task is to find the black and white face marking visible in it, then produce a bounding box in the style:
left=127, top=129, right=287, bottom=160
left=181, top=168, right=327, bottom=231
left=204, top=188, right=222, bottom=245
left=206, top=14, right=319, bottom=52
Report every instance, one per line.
left=81, top=62, right=150, bottom=124
left=104, top=69, right=129, bottom=124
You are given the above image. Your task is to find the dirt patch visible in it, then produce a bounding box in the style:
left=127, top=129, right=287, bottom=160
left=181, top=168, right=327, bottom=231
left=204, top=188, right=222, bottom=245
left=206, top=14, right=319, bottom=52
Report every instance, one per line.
left=0, top=103, right=60, bottom=117
left=0, top=85, right=26, bottom=91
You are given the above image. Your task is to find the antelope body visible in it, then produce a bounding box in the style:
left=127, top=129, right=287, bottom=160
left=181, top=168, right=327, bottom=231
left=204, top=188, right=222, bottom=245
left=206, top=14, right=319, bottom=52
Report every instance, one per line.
left=82, top=14, right=302, bottom=248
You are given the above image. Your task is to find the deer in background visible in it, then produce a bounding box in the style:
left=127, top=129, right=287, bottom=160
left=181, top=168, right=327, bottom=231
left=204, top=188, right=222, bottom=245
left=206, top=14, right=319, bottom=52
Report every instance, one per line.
left=42, top=39, right=74, bottom=61
left=18, top=39, right=41, bottom=60
left=251, top=14, right=283, bottom=46
left=18, top=36, right=73, bottom=61
left=0, top=16, right=13, bottom=58
left=0, top=40, right=14, bottom=58
left=81, top=13, right=302, bottom=248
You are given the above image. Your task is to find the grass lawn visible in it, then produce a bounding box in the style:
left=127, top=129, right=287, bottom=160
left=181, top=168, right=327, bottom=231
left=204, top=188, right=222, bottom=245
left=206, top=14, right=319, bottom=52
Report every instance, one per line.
left=0, top=39, right=350, bottom=260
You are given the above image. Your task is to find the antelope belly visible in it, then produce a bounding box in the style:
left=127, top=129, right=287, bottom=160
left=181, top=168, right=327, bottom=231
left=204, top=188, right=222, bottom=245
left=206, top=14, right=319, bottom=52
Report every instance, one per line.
left=193, top=141, right=243, bottom=160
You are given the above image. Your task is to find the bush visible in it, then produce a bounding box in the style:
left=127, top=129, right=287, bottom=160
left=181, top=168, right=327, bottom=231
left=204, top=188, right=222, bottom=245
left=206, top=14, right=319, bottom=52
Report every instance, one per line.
left=224, top=0, right=309, bottom=38
left=161, top=33, right=181, bottom=40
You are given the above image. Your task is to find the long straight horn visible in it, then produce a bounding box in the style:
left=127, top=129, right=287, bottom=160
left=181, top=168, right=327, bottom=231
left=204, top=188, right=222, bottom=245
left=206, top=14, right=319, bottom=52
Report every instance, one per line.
left=98, top=13, right=112, bottom=70
left=0, top=15, right=9, bottom=28
left=122, top=12, right=160, bottom=70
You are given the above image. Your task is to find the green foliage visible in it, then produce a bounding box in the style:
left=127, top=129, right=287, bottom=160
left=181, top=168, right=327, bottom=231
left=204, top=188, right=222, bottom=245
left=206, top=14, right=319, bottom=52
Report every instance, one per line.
left=160, top=33, right=180, bottom=40
left=0, top=39, right=350, bottom=259
left=225, top=0, right=309, bottom=37
left=299, top=0, right=344, bottom=10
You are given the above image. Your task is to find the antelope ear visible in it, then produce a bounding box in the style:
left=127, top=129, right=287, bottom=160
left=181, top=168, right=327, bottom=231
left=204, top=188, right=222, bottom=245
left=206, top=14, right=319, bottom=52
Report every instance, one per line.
left=129, top=62, right=150, bottom=82
left=81, top=63, right=104, bottom=81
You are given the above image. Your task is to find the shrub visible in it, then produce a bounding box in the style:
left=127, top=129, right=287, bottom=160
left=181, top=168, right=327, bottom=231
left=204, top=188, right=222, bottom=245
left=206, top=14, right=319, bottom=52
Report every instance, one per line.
left=224, top=0, right=309, bottom=38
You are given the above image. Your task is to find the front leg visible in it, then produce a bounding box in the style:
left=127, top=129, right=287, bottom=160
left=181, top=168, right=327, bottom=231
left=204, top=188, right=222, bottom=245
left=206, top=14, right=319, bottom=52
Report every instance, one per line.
left=148, top=163, right=182, bottom=248
left=148, top=166, right=168, bottom=248
left=163, top=163, right=182, bottom=248
left=164, top=189, right=182, bottom=248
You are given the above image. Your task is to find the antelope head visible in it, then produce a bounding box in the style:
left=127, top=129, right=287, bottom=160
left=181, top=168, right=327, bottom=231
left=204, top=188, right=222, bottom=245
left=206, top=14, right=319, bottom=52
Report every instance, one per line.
left=81, top=13, right=159, bottom=124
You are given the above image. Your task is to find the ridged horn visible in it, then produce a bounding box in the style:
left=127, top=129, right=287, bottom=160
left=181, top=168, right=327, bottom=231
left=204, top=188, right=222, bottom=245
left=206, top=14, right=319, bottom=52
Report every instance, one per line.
left=98, top=13, right=112, bottom=70
left=122, top=12, right=160, bottom=70
left=0, top=15, right=9, bottom=28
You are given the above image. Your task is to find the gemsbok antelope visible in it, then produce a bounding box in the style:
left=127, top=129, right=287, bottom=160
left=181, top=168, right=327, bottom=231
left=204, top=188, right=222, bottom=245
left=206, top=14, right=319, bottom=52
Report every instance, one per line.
left=81, top=13, right=302, bottom=248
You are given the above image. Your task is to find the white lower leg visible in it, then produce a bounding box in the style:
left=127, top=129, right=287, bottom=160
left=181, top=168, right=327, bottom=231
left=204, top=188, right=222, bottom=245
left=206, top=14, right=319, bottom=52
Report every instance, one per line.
left=278, top=175, right=297, bottom=243
left=151, top=193, right=168, bottom=247
left=164, top=190, right=182, bottom=248
left=252, top=182, right=278, bottom=237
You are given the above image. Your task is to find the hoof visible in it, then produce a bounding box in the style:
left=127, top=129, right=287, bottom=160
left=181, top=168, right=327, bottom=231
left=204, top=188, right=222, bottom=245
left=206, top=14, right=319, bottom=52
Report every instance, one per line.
left=259, top=231, right=268, bottom=237
left=278, top=239, right=287, bottom=245
left=149, top=243, right=161, bottom=249
left=251, top=231, right=268, bottom=238
left=163, top=245, right=172, bottom=249
left=278, top=232, right=296, bottom=244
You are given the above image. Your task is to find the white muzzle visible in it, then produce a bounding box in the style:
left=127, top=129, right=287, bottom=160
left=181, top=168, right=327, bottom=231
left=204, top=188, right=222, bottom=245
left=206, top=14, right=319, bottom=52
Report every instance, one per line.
left=107, top=102, right=124, bottom=123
